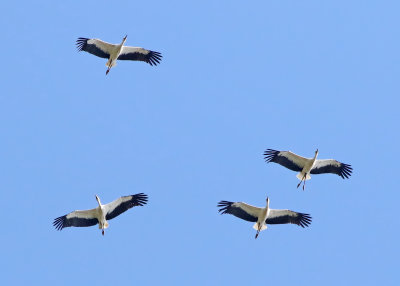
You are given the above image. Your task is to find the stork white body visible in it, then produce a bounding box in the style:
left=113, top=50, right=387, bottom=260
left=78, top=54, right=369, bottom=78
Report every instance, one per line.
left=294, top=149, right=319, bottom=190
left=253, top=198, right=270, bottom=238
left=264, top=148, right=352, bottom=190
left=53, top=193, right=148, bottom=235
left=296, top=150, right=318, bottom=180
left=218, top=197, right=311, bottom=239
left=95, top=195, right=109, bottom=235
left=105, top=38, right=127, bottom=73
left=76, top=36, right=162, bottom=75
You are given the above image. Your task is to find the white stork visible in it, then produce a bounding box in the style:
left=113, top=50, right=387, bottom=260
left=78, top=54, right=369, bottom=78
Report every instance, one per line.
left=76, top=36, right=162, bottom=75
left=264, top=149, right=353, bottom=190
left=218, top=197, right=311, bottom=239
left=53, top=193, right=148, bottom=235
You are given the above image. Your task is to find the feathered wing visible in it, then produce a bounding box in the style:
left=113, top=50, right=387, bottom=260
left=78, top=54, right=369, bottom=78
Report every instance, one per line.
left=118, top=46, right=162, bottom=66
left=76, top=38, right=115, bottom=59
left=105, top=193, right=148, bottom=221
left=264, top=149, right=307, bottom=172
left=311, top=159, right=353, bottom=179
left=53, top=209, right=99, bottom=230
left=266, top=209, right=312, bottom=228
left=217, top=201, right=261, bottom=222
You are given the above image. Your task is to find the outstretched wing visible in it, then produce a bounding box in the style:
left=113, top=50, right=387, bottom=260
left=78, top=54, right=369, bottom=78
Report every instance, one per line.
left=311, top=159, right=353, bottom=179
left=76, top=37, right=115, bottom=59
left=266, top=209, right=312, bottom=228
left=105, top=193, right=148, bottom=221
left=53, top=209, right=99, bottom=230
left=217, top=201, right=261, bottom=222
left=264, top=149, right=307, bottom=172
left=118, top=46, right=162, bottom=66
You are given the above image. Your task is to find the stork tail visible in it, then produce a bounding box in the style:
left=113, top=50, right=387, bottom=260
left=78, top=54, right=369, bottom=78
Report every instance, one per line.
left=296, top=172, right=311, bottom=181
left=253, top=223, right=267, bottom=231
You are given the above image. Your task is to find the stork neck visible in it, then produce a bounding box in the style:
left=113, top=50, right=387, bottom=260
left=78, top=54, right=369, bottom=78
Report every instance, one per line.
left=262, top=202, right=270, bottom=219
left=96, top=196, right=102, bottom=207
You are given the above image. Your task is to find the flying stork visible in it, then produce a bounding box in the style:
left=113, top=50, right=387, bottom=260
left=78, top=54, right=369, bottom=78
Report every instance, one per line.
left=218, top=197, right=311, bottom=239
left=76, top=36, right=162, bottom=75
left=53, top=193, right=148, bottom=235
left=264, top=149, right=353, bottom=190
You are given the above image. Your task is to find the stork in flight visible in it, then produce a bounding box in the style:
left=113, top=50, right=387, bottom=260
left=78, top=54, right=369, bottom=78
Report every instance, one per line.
left=53, top=193, right=148, bottom=235
left=264, top=149, right=352, bottom=190
left=76, top=36, right=162, bottom=75
left=218, top=197, right=311, bottom=239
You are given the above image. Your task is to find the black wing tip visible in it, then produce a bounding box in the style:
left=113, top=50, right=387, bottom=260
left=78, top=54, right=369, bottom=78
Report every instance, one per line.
left=263, top=148, right=280, bottom=162
left=298, top=213, right=312, bottom=228
left=53, top=215, right=66, bottom=231
left=133, top=193, right=148, bottom=206
left=340, top=163, right=353, bottom=179
left=217, top=200, right=232, bottom=206
left=147, top=50, right=162, bottom=66
left=75, top=37, right=90, bottom=52
left=217, top=200, right=233, bottom=214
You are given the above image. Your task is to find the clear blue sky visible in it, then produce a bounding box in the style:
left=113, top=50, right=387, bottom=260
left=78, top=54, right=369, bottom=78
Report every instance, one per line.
left=0, top=1, right=398, bottom=285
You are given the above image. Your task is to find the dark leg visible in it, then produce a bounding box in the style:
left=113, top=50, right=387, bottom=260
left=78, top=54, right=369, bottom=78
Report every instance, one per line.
left=297, top=174, right=306, bottom=189
left=255, top=224, right=261, bottom=239
left=106, top=59, right=112, bottom=75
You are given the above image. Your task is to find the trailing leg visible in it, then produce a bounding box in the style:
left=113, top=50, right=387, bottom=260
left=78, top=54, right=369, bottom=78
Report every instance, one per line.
left=297, top=174, right=306, bottom=189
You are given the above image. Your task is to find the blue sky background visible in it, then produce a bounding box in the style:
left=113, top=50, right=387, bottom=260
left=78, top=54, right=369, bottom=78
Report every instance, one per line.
left=0, top=0, right=399, bottom=285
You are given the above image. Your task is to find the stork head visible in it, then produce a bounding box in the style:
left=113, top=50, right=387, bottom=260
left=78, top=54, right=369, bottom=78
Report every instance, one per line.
left=266, top=197, right=270, bottom=207
left=315, top=149, right=319, bottom=157
left=122, top=35, right=128, bottom=43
